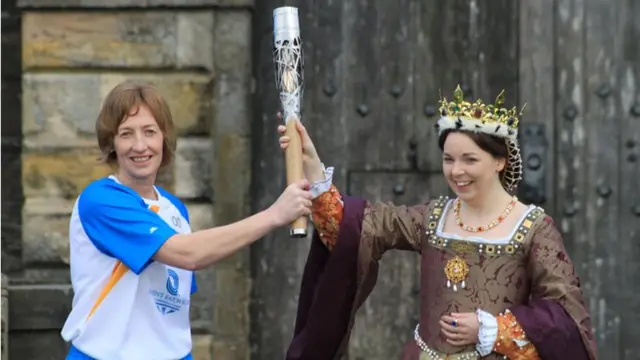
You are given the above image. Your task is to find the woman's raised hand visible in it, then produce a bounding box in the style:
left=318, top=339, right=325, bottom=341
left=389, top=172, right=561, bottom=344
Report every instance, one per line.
left=277, top=113, right=325, bottom=182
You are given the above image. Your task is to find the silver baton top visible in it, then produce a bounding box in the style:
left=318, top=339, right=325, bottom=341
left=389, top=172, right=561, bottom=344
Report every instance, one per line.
left=273, top=6, right=300, bottom=41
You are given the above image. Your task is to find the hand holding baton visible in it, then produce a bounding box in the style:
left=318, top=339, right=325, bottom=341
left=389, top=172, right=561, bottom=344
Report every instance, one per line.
left=273, top=6, right=308, bottom=238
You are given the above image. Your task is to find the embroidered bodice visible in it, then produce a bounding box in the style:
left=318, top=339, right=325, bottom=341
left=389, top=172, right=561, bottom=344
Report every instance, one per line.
left=418, top=196, right=546, bottom=355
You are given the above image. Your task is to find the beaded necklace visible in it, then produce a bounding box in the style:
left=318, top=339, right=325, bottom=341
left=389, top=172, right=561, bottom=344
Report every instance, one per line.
left=453, top=196, right=518, bottom=233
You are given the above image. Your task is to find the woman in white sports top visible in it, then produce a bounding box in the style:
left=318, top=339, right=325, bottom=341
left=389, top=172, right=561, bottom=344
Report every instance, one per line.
left=61, top=81, right=313, bottom=360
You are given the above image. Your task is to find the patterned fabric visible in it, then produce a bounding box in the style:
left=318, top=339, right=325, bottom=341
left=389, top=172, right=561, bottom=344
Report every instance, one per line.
left=310, top=184, right=344, bottom=250
left=493, top=310, right=541, bottom=359
left=416, top=199, right=544, bottom=356
left=515, top=216, right=599, bottom=359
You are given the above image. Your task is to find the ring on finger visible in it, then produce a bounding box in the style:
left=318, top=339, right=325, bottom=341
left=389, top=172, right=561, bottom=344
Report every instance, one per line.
left=451, top=319, right=458, bottom=327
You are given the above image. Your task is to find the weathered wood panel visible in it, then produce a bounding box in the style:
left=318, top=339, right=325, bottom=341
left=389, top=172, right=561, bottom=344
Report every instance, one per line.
left=467, top=0, right=519, bottom=104
left=555, top=0, right=592, bottom=324
left=341, top=0, right=417, bottom=358
left=341, top=0, right=415, bottom=172
left=617, top=0, right=640, bottom=358
left=583, top=0, right=622, bottom=355
left=518, top=0, right=555, bottom=209
left=414, top=0, right=469, bottom=174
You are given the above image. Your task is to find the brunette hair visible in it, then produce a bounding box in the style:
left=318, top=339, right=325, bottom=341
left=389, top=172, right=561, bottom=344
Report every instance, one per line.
left=95, top=81, right=176, bottom=167
left=438, top=129, right=509, bottom=184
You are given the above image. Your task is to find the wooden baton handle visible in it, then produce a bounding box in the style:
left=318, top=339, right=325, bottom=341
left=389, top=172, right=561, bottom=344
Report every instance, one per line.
left=284, top=117, right=308, bottom=238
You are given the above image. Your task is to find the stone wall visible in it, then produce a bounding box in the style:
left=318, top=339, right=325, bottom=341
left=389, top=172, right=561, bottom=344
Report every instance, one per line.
left=4, top=0, right=254, bottom=358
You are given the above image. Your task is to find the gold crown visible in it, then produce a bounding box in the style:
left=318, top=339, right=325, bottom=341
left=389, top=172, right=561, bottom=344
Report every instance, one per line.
left=438, top=85, right=526, bottom=130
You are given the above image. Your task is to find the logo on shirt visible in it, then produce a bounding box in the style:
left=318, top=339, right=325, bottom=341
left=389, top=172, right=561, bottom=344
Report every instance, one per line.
left=171, top=216, right=182, bottom=229
left=166, top=269, right=179, bottom=296
left=150, top=268, right=189, bottom=315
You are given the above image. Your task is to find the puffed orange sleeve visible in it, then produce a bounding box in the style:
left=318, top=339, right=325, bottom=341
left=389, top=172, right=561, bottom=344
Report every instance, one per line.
left=310, top=184, right=344, bottom=251
left=492, top=309, right=541, bottom=360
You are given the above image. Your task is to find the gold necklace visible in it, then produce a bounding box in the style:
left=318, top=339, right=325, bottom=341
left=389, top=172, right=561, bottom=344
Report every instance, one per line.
left=454, top=196, right=518, bottom=232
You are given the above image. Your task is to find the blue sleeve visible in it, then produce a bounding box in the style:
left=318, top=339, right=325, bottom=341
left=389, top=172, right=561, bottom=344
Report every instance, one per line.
left=191, top=273, right=198, bottom=294
left=78, top=181, right=178, bottom=275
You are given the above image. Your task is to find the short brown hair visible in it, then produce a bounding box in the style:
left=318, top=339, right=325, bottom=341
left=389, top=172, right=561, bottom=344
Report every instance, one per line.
left=96, top=81, right=176, bottom=167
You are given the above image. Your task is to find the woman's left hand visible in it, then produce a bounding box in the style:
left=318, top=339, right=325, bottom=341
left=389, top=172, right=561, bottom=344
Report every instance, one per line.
left=440, top=312, right=480, bottom=346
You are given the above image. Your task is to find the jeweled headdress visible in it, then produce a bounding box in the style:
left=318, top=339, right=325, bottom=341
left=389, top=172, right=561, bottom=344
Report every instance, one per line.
left=435, top=85, right=525, bottom=191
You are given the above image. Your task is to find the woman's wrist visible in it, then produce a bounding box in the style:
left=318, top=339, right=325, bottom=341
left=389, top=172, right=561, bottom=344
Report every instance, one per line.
left=306, top=158, right=325, bottom=183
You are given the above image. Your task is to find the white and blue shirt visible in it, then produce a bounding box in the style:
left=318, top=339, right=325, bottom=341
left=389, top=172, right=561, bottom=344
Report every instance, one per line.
left=61, top=176, right=197, bottom=360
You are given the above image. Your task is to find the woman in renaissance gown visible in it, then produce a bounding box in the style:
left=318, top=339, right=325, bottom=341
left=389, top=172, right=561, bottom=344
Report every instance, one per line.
left=278, top=86, right=598, bottom=360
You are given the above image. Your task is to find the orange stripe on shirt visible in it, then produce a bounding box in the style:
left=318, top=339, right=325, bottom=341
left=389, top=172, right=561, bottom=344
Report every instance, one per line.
left=86, top=261, right=129, bottom=321
left=85, top=203, right=160, bottom=321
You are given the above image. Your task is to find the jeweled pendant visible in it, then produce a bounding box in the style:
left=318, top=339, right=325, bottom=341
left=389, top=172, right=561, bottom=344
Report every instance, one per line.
left=444, top=255, right=470, bottom=292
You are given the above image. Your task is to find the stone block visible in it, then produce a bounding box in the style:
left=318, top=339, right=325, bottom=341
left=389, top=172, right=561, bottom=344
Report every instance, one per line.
left=22, top=148, right=112, bottom=199
left=10, top=330, right=70, bottom=360
left=22, top=72, right=213, bottom=150
left=189, top=266, right=216, bottom=332
left=187, top=203, right=215, bottom=231
left=148, top=0, right=253, bottom=6
left=8, top=284, right=73, bottom=330
left=18, top=0, right=146, bottom=7
left=10, top=269, right=71, bottom=286
left=18, top=0, right=253, bottom=8
left=212, top=267, right=248, bottom=337
left=175, top=138, right=213, bottom=201
left=214, top=134, right=251, bottom=223
left=212, top=338, right=250, bottom=360
left=23, top=11, right=213, bottom=70
left=213, top=11, right=252, bottom=136
left=22, top=197, right=75, bottom=266
left=187, top=205, right=216, bottom=332
left=191, top=334, right=213, bottom=360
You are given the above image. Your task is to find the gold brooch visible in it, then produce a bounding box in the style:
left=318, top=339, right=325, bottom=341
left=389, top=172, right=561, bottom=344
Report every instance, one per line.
left=444, top=255, right=469, bottom=291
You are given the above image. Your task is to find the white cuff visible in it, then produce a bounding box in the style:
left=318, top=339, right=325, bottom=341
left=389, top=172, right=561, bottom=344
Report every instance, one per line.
left=309, top=164, right=334, bottom=199
left=475, top=309, right=498, bottom=356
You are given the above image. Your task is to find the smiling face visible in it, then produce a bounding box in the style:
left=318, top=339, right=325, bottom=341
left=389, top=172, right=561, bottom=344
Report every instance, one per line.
left=113, top=104, right=164, bottom=182
left=441, top=131, right=507, bottom=201
left=96, top=81, right=176, bottom=186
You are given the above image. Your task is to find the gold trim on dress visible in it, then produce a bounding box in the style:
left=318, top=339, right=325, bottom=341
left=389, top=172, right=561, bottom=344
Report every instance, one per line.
left=425, top=198, right=545, bottom=257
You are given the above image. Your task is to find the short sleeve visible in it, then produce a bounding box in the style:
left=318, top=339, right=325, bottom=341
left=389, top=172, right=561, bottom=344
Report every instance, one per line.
left=78, top=180, right=178, bottom=275
left=191, top=273, right=198, bottom=294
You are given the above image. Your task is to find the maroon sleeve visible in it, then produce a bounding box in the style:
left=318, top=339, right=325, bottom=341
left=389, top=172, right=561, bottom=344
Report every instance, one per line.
left=510, top=299, right=592, bottom=359
left=286, top=196, right=368, bottom=360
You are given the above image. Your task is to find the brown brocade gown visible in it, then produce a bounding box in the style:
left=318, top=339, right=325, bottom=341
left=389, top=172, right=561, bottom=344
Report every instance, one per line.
left=285, top=193, right=599, bottom=360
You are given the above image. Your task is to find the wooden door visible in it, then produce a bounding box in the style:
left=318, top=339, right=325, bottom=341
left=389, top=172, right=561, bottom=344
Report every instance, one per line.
left=251, top=0, right=640, bottom=359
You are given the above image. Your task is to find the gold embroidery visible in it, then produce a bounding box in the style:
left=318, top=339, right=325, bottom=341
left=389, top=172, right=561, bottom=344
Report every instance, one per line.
left=444, top=255, right=469, bottom=291
left=426, top=199, right=545, bottom=257
left=450, top=241, right=476, bottom=254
